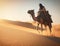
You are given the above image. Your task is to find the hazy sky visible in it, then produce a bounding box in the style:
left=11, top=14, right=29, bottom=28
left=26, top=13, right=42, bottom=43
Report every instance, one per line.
left=0, top=0, right=60, bottom=24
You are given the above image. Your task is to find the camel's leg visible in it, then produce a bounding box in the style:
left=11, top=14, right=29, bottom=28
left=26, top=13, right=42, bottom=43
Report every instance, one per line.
left=40, top=18, right=43, bottom=31
left=49, top=27, right=51, bottom=34
left=36, top=23, right=39, bottom=30
left=49, top=23, right=52, bottom=34
left=36, top=23, right=40, bottom=33
left=44, top=24, right=47, bottom=30
left=41, top=23, right=43, bottom=31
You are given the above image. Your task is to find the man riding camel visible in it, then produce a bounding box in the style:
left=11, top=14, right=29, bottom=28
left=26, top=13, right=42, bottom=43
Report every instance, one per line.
left=37, top=3, right=53, bottom=23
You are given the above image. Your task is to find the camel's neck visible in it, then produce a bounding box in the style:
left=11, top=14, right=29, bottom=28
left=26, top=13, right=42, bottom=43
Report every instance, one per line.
left=31, top=14, right=36, bottom=21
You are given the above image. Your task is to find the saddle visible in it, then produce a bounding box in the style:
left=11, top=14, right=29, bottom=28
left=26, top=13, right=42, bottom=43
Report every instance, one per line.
left=37, top=11, right=53, bottom=23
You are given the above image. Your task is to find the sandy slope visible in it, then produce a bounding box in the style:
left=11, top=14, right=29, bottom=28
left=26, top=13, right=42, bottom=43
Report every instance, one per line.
left=0, top=20, right=60, bottom=46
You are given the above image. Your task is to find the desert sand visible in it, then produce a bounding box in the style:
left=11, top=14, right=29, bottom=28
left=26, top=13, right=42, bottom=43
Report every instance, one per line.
left=0, top=19, right=60, bottom=46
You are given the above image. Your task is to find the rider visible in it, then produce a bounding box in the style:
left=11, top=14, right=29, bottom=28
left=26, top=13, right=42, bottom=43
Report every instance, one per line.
left=37, top=3, right=53, bottom=23
left=38, top=3, right=46, bottom=15
left=37, top=3, right=47, bottom=22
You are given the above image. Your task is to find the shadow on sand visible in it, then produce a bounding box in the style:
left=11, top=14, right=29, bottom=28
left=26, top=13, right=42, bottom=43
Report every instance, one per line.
left=43, top=35, right=60, bottom=43
left=3, top=19, right=45, bottom=30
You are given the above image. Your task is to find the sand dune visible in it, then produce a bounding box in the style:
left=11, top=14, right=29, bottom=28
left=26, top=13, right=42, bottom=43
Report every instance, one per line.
left=0, top=19, right=60, bottom=46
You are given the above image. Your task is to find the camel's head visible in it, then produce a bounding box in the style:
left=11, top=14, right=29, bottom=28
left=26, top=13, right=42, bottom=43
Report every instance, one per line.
left=27, top=10, right=34, bottom=16
left=27, top=10, right=36, bottom=21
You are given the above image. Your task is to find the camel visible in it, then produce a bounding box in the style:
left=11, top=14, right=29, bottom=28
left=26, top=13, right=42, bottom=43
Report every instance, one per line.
left=27, top=10, right=52, bottom=33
